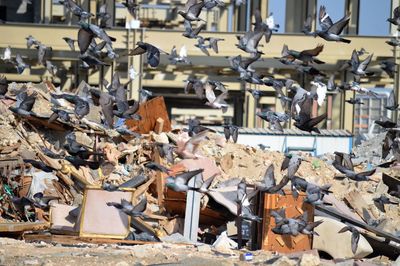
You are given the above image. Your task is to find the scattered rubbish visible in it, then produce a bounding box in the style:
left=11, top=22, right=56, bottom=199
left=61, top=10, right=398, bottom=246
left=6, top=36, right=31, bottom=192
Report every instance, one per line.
left=0, top=81, right=399, bottom=264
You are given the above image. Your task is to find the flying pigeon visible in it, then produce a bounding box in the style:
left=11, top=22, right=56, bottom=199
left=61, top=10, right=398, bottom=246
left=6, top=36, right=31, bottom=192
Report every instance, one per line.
left=338, top=226, right=360, bottom=255
left=178, top=0, right=206, bottom=22
left=316, top=6, right=351, bottom=43
left=130, top=41, right=168, bottom=67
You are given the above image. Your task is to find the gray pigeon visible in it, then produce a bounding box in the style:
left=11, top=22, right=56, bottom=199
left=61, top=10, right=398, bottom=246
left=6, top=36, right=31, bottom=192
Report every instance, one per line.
left=14, top=53, right=29, bottom=74
left=107, top=197, right=148, bottom=219
left=258, top=164, right=289, bottom=194
left=338, top=226, right=360, bottom=255
left=51, top=92, right=90, bottom=119
left=316, top=5, right=351, bottom=43
left=63, top=37, right=76, bottom=51
left=385, top=89, right=399, bottom=110
left=332, top=161, right=376, bottom=181
left=178, top=0, right=205, bottom=22
left=388, top=6, right=400, bottom=26
left=380, top=60, right=397, bottom=78
left=350, top=49, right=374, bottom=81
left=182, top=20, right=205, bottom=39
left=9, top=91, right=37, bottom=116
left=373, top=195, right=398, bottom=213
left=130, top=41, right=168, bottom=67
left=257, top=111, right=289, bottom=132
left=281, top=154, right=303, bottom=180
left=223, top=124, right=239, bottom=143
left=165, top=169, right=204, bottom=192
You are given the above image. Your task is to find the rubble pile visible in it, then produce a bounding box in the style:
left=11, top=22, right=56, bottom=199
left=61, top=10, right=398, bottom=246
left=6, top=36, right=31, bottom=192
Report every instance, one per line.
left=0, top=82, right=400, bottom=264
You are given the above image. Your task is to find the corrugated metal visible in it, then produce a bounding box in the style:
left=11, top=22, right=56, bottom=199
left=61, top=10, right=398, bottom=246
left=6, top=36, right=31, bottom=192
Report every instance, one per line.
left=208, top=127, right=352, bottom=137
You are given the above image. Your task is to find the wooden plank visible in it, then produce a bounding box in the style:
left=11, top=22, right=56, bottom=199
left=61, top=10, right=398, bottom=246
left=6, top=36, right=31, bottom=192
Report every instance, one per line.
left=23, top=234, right=158, bottom=245
left=155, top=118, right=164, bottom=134
left=152, top=148, right=165, bottom=208
left=0, top=222, right=49, bottom=232
left=344, top=190, right=376, bottom=221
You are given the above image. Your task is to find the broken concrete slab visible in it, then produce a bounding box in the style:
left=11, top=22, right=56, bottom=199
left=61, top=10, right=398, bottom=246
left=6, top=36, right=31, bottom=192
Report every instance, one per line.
left=313, top=216, right=373, bottom=259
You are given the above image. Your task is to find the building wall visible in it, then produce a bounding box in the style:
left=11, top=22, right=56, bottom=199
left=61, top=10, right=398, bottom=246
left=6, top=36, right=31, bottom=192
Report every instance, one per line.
left=0, top=0, right=396, bottom=134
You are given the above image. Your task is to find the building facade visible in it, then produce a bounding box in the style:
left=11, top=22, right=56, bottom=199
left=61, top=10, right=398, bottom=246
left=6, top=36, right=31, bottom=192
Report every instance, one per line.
left=0, top=0, right=398, bottom=136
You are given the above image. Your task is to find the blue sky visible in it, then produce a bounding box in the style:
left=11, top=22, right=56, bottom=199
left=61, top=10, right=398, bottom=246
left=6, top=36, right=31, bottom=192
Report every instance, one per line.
left=267, top=0, right=392, bottom=36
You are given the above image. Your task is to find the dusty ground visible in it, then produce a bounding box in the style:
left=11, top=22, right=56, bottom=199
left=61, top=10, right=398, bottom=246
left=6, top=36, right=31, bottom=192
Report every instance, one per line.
left=0, top=237, right=287, bottom=266
left=0, top=237, right=393, bottom=266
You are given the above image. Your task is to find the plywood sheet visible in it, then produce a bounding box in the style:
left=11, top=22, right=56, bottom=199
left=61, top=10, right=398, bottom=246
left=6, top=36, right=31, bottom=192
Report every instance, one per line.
left=125, top=96, right=171, bottom=134
left=261, top=190, right=314, bottom=253
left=79, top=189, right=132, bottom=239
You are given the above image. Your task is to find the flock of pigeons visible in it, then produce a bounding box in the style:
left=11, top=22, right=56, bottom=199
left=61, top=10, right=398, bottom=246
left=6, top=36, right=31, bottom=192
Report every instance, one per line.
left=2, top=0, right=400, bottom=253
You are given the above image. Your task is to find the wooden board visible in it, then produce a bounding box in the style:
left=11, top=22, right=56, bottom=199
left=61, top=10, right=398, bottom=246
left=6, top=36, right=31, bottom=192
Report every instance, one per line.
left=23, top=234, right=157, bottom=245
left=0, top=222, right=49, bottom=233
left=261, top=190, right=314, bottom=253
left=125, top=96, right=171, bottom=134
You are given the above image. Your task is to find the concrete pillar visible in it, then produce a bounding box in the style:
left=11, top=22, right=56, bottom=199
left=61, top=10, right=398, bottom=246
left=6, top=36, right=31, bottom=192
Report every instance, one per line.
left=344, top=90, right=355, bottom=132
left=41, top=0, right=52, bottom=24
left=345, top=0, right=360, bottom=34
left=285, top=0, right=307, bottom=33
left=127, top=28, right=142, bottom=100
left=105, top=0, right=115, bottom=27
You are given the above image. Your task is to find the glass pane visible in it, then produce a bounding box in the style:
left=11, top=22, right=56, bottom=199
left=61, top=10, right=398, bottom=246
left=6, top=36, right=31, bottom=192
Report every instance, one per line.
left=359, top=0, right=391, bottom=36
left=316, top=0, right=345, bottom=31
left=268, top=0, right=286, bottom=33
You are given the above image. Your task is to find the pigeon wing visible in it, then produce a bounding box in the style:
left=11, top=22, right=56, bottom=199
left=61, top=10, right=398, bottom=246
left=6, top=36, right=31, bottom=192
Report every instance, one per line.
left=300, top=44, right=324, bottom=57
left=263, top=164, right=276, bottom=188
left=328, top=13, right=351, bottom=35
left=319, top=6, right=333, bottom=31
left=78, top=28, right=93, bottom=54
left=359, top=53, right=373, bottom=71
left=132, top=197, right=147, bottom=213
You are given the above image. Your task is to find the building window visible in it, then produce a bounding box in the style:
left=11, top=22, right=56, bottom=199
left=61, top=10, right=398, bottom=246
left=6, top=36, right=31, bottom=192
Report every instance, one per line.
left=359, top=0, right=391, bottom=36
left=268, top=0, right=286, bottom=33
left=316, top=0, right=345, bottom=31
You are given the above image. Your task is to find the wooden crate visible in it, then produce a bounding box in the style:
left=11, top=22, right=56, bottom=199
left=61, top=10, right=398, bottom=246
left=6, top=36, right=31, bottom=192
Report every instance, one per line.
left=260, top=190, right=314, bottom=253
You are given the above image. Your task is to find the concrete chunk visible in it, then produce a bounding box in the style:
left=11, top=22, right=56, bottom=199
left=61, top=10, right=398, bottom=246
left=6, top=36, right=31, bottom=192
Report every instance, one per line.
left=312, top=216, right=373, bottom=259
